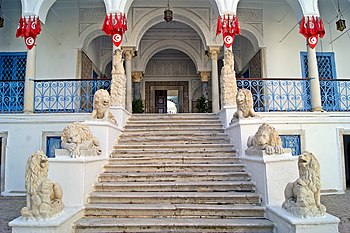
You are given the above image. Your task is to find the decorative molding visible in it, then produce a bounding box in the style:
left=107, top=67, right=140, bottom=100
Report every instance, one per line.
left=79, top=8, right=105, bottom=23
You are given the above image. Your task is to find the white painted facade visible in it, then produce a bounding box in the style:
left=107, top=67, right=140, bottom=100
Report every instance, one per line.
left=0, top=0, right=350, bottom=197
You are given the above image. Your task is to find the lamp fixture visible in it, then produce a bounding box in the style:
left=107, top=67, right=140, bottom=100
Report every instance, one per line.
left=336, top=0, right=346, bottom=32
left=164, top=0, right=173, bottom=22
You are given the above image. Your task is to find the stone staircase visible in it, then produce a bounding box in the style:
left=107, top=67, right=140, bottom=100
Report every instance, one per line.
left=73, top=113, right=274, bottom=233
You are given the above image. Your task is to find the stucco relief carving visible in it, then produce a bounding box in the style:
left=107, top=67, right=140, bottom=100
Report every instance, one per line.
left=61, top=122, right=102, bottom=158
left=220, top=50, right=237, bottom=107
left=283, top=151, right=326, bottom=218
left=231, top=89, right=259, bottom=122
left=110, top=49, right=126, bottom=107
left=247, top=123, right=285, bottom=155
left=91, top=89, right=116, bottom=124
left=21, top=151, right=64, bottom=220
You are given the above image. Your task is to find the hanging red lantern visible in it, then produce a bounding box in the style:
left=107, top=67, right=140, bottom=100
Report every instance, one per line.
left=102, top=13, right=127, bottom=47
left=16, top=16, right=41, bottom=50
left=299, top=16, right=325, bottom=49
left=216, top=14, right=240, bottom=48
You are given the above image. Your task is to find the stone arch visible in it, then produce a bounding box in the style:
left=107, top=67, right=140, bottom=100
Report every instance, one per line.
left=125, top=8, right=214, bottom=50
left=80, top=24, right=105, bottom=50
left=240, top=23, right=263, bottom=51
left=138, top=40, right=202, bottom=73
left=100, top=52, right=113, bottom=73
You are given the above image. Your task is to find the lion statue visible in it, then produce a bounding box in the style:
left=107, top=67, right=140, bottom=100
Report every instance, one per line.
left=247, top=123, right=284, bottom=155
left=91, top=89, right=116, bottom=124
left=231, top=89, right=258, bottom=122
left=282, top=151, right=326, bottom=218
left=21, top=151, right=64, bottom=220
left=61, top=122, right=102, bottom=158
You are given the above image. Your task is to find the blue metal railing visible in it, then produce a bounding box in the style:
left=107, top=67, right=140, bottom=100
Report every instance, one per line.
left=237, top=78, right=312, bottom=112
left=34, top=79, right=111, bottom=113
left=0, top=80, right=25, bottom=113
left=320, top=79, right=350, bottom=111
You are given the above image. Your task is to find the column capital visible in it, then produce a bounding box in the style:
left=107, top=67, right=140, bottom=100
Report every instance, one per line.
left=207, top=46, right=221, bottom=60
left=132, top=71, right=143, bottom=82
left=199, top=71, right=211, bottom=82
left=122, top=47, right=135, bottom=61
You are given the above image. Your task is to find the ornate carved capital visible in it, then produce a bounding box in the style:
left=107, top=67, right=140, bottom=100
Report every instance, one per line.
left=122, top=47, right=135, bottom=61
left=208, top=46, right=221, bottom=60
left=199, top=71, right=211, bottom=82
left=132, top=71, right=143, bottom=82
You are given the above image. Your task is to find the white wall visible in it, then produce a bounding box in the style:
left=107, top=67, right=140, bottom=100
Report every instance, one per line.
left=0, top=114, right=89, bottom=195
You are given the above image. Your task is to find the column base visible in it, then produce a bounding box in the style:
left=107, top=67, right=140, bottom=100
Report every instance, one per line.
left=312, top=106, right=325, bottom=112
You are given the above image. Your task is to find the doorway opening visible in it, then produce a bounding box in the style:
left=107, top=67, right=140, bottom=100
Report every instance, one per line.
left=343, top=135, right=350, bottom=188
left=167, top=90, right=178, bottom=114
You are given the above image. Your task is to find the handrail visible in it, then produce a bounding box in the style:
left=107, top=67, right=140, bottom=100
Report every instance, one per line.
left=236, top=77, right=311, bottom=81
left=34, top=78, right=112, bottom=82
left=0, top=79, right=25, bottom=82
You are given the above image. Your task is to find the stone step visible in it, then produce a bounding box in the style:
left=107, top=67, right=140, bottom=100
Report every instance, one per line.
left=118, top=137, right=230, bottom=145
left=94, top=181, right=256, bottom=192
left=126, top=119, right=222, bottom=125
left=88, top=192, right=262, bottom=205
left=128, top=113, right=219, bottom=120
left=103, top=164, right=245, bottom=173
left=119, top=131, right=229, bottom=137
left=113, top=144, right=234, bottom=150
left=111, top=150, right=236, bottom=157
left=107, top=157, right=240, bottom=164
left=73, top=217, right=274, bottom=233
left=123, top=128, right=225, bottom=133
left=124, top=124, right=224, bottom=130
left=98, top=171, right=251, bottom=182
left=83, top=203, right=266, bottom=219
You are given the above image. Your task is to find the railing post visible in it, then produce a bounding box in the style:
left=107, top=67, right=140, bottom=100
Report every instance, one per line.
left=307, top=44, right=323, bottom=112
left=208, top=46, right=221, bottom=113
left=23, top=47, right=36, bottom=113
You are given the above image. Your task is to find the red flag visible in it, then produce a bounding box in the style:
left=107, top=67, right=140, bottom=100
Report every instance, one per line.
left=319, top=17, right=325, bottom=38
left=299, top=17, right=306, bottom=37
left=308, top=35, right=318, bottom=49
left=310, top=16, right=317, bottom=36
left=235, top=16, right=240, bottom=34
left=36, top=17, right=41, bottom=35
left=223, top=32, right=234, bottom=48
left=123, top=13, right=127, bottom=32
left=102, top=14, right=109, bottom=34
left=216, top=15, right=222, bottom=35
left=16, top=17, right=23, bottom=38
left=24, top=36, right=36, bottom=50
left=112, top=31, right=123, bottom=47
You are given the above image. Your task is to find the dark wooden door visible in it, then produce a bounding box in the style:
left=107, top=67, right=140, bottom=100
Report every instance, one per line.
left=155, top=90, right=167, bottom=113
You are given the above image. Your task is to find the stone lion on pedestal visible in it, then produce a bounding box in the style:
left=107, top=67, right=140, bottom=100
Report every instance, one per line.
left=91, top=89, right=116, bottom=124
left=61, top=122, right=102, bottom=158
left=282, top=151, right=326, bottom=218
left=231, top=89, right=258, bottom=122
left=21, top=151, right=64, bottom=220
left=247, top=123, right=284, bottom=155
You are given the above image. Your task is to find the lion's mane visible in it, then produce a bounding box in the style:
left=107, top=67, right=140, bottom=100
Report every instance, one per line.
left=91, top=89, right=116, bottom=124
left=231, top=89, right=258, bottom=122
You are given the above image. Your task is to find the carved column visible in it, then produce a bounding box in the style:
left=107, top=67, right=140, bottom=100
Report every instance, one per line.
left=132, top=71, right=143, bottom=100
left=199, top=71, right=210, bottom=101
left=209, top=46, right=221, bottom=113
left=220, top=47, right=237, bottom=108
left=123, top=47, right=133, bottom=113
left=307, top=44, right=322, bottom=111
left=24, top=46, right=36, bottom=113
left=110, top=44, right=126, bottom=108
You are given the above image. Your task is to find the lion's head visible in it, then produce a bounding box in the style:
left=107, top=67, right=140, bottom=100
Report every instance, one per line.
left=25, top=151, right=48, bottom=195
left=237, top=89, right=253, bottom=112
left=254, top=123, right=282, bottom=147
left=61, top=122, right=94, bottom=148
left=93, top=89, right=110, bottom=112
left=298, top=151, right=320, bottom=192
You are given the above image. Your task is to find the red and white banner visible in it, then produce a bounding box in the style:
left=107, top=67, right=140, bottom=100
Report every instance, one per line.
left=102, top=13, right=127, bottom=47
left=216, top=14, right=240, bottom=48
left=16, top=16, right=41, bottom=50
left=299, top=16, right=325, bottom=49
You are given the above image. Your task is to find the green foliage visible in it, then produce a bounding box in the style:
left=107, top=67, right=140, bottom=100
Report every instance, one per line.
left=132, top=99, right=144, bottom=113
left=196, top=96, right=209, bottom=113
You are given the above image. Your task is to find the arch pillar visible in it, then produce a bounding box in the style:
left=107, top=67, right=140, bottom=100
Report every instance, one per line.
left=199, top=71, right=211, bottom=101
left=208, top=46, right=221, bottom=113
left=122, top=47, right=135, bottom=113
left=132, top=71, right=143, bottom=100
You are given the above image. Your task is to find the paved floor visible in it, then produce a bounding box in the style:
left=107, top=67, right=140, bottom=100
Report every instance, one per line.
left=1, top=190, right=349, bottom=233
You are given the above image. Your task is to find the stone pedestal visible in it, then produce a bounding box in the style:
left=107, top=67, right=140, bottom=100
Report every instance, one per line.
left=243, top=149, right=298, bottom=206
left=267, top=206, right=339, bottom=233
left=110, top=106, right=131, bottom=128
left=219, top=106, right=237, bottom=128
left=10, top=206, right=83, bottom=233
left=48, top=157, right=107, bottom=207
left=84, top=120, right=121, bottom=157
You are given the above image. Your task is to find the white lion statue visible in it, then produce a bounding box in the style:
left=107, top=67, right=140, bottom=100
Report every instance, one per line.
left=61, top=122, right=102, bottom=158
left=21, top=151, right=64, bottom=220
left=231, top=89, right=258, bottom=122
left=282, top=151, right=326, bottom=218
left=91, top=89, right=116, bottom=124
left=247, top=123, right=284, bottom=155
